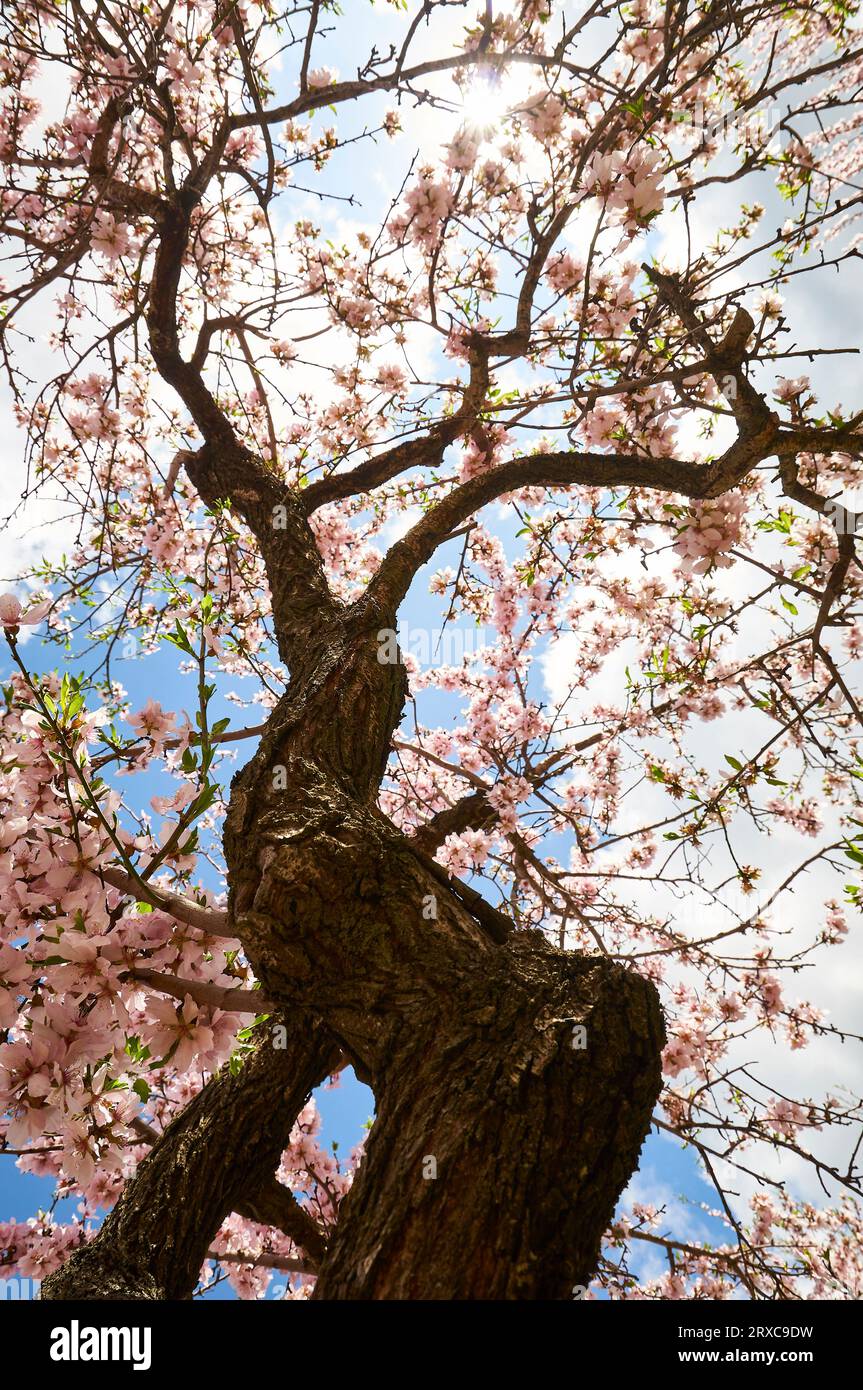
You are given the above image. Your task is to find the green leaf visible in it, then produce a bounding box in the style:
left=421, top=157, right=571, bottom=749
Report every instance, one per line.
left=188, top=783, right=220, bottom=819
left=164, top=622, right=194, bottom=655
left=125, top=1036, right=151, bottom=1064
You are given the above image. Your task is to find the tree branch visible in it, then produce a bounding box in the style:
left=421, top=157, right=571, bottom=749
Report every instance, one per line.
left=98, top=865, right=233, bottom=938
left=41, top=1022, right=340, bottom=1301
left=366, top=434, right=778, bottom=614
left=123, top=967, right=274, bottom=1016
left=207, top=1249, right=312, bottom=1276
left=301, top=346, right=490, bottom=513
left=410, top=788, right=496, bottom=855
left=234, top=1178, right=327, bottom=1270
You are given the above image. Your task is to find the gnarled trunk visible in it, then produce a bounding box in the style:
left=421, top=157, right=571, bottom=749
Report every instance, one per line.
left=42, top=609, right=664, bottom=1301
left=315, top=935, right=663, bottom=1299
left=225, top=615, right=664, bottom=1299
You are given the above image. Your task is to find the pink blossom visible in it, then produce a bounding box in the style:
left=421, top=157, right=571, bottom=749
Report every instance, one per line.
left=394, top=172, right=454, bottom=250
left=143, top=997, right=214, bottom=1072
left=445, top=125, right=481, bottom=172
left=0, top=592, right=49, bottom=629
left=128, top=698, right=176, bottom=741
left=89, top=212, right=132, bottom=262
left=774, top=375, right=811, bottom=402
left=307, top=67, right=337, bottom=90
left=673, top=492, right=748, bottom=575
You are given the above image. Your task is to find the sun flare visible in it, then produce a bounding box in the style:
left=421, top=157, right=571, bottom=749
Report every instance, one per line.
left=459, top=74, right=522, bottom=133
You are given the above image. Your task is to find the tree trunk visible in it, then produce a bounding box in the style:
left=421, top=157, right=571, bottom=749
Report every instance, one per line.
left=42, top=611, right=664, bottom=1300
left=315, top=933, right=664, bottom=1299
left=221, top=616, right=665, bottom=1299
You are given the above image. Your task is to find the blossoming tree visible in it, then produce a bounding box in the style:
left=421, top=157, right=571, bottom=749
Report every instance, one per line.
left=1, top=0, right=862, bottom=1300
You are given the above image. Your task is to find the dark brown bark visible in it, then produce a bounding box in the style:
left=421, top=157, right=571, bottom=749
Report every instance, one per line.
left=314, top=936, right=664, bottom=1299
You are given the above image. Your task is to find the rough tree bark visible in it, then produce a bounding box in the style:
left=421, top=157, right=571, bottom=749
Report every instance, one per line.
left=218, top=598, right=666, bottom=1299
